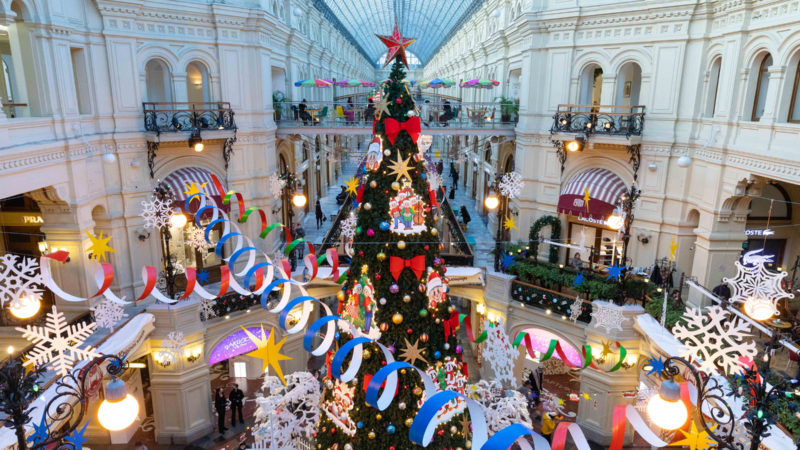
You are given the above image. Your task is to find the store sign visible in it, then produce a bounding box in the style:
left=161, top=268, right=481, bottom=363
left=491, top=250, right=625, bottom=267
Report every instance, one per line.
left=575, top=216, right=608, bottom=226
left=745, top=228, right=774, bottom=236
left=22, top=215, right=43, bottom=224
left=0, top=212, right=44, bottom=226
left=208, top=327, right=268, bottom=365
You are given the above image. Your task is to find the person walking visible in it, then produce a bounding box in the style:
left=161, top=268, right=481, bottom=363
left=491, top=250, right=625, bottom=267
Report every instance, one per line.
left=452, top=168, right=459, bottom=191
left=436, top=160, right=444, bottom=175
left=460, top=205, right=471, bottom=230
left=315, top=199, right=324, bottom=229
left=214, top=387, right=227, bottom=435
left=229, top=384, right=245, bottom=427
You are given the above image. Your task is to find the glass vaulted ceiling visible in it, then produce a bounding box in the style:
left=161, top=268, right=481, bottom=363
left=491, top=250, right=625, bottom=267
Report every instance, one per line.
left=313, top=0, right=485, bottom=66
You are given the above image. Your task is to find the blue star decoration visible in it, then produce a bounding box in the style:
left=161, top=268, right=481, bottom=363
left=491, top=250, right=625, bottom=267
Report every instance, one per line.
left=196, top=269, right=210, bottom=285
left=604, top=264, right=626, bottom=281
left=27, top=413, right=49, bottom=444
left=65, top=420, right=90, bottom=449
left=500, top=252, right=516, bottom=271
left=645, top=355, right=665, bottom=376
left=573, top=272, right=585, bottom=287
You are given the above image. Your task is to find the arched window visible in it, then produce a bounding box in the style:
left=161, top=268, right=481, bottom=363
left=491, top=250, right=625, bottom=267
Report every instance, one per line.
left=186, top=61, right=209, bottom=103
left=616, top=61, right=642, bottom=106
left=705, top=57, right=722, bottom=117
left=145, top=59, right=173, bottom=102
left=751, top=53, right=772, bottom=121
left=788, top=58, right=800, bottom=123
left=578, top=64, right=603, bottom=108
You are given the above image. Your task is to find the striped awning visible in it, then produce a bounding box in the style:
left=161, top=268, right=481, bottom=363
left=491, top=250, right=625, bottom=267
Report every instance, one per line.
left=163, top=167, right=228, bottom=212
left=557, top=168, right=627, bottom=223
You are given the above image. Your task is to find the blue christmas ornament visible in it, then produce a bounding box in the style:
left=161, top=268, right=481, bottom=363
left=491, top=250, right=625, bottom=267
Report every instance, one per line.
left=434, top=351, right=441, bottom=359
left=421, top=173, right=426, bottom=179
left=335, top=331, right=340, bottom=340
left=357, top=421, right=364, bottom=429
left=379, top=221, right=390, bottom=231
left=386, top=424, right=396, bottom=434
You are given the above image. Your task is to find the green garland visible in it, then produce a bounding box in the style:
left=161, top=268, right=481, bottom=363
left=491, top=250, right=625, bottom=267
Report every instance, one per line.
left=528, top=215, right=561, bottom=263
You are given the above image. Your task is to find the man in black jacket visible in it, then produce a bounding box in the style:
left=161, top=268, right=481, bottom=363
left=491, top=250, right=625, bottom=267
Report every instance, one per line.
left=229, top=384, right=245, bottom=427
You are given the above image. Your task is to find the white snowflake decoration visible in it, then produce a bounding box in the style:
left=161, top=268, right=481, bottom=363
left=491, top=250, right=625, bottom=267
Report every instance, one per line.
left=541, top=388, right=576, bottom=418
left=590, top=302, right=628, bottom=333
left=90, top=298, right=127, bottom=331
left=468, top=380, right=533, bottom=435
left=254, top=371, right=321, bottom=449
left=672, top=305, right=758, bottom=375
left=481, top=321, right=517, bottom=388
left=185, top=226, right=208, bottom=251
left=16, top=305, right=98, bottom=376
left=498, top=171, right=523, bottom=199
left=0, top=254, right=44, bottom=308
left=268, top=174, right=286, bottom=198
left=723, top=249, right=793, bottom=316
left=158, top=331, right=187, bottom=365
left=427, top=171, right=443, bottom=191
left=140, top=197, right=174, bottom=231
left=340, top=215, right=357, bottom=239
left=200, top=298, right=216, bottom=320
left=568, top=297, right=583, bottom=323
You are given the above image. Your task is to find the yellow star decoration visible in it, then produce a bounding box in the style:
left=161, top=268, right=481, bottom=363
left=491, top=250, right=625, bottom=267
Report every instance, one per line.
left=399, top=337, right=428, bottom=366
left=345, top=177, right=359, bottom=196
left=669, top=238, right=679, bottom=260
left=583, top=188, right=591, bottom=212
left=600, top=339, right=614, bottom=358
left=242, top=325, right=292, bottom=385
left=673, top=422, right=716, bottom=450
left=183, top=181, right=208, bottom=201
left=20, top=356, right=35, bottom=375
left=376, top=91, right=391, bottom=118
left=434, top=149, right=440, bottom=158
left=503, top=216, right=518, bottom=231
left=86, top=231, right=116, bottom=262
left=387, top=153, right=413, bottom=182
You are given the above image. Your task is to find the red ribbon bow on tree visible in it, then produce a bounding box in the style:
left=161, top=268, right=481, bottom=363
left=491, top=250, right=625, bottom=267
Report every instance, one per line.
left=389, top=255, right=425, bottom=281
left=383, top=116, right=421, bottom=145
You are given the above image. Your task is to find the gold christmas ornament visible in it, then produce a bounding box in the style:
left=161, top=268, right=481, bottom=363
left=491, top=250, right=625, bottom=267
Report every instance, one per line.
left=403, top=294, right=411, bottom=303
left=361, top=264, right=369, bottom=273
left=397, top=240, right=406, bottom=249
left=376, top=413, right=382, bottom=420
left=363, top=348, right=371, bottom=359
left=370, top=180, right=377, bottom=188
left=368, top=431, right=376, bottom=439
left=377, top=252, right=386, bottom=261
left=431, top=228, right=438, bottom=236
left=391, top=181, right=400, bottom=190
left=392, top=313, right=403, bottom=325
left=405, top=418, right=414, bottom=427
left=337, top=291, right=345, bottom=301
left=364, top=202, right=372, bottom=210
left=413, top=387, right=423, bottom=396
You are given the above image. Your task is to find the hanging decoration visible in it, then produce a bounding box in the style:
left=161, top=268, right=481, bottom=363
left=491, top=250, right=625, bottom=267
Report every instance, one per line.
left=503, top=216, right=518, bottom=231
left=672, top=421, right=716, bottom=450
left=481, top=320, right=517, bottom=387
left=425, top=271, right=446, bottom=308
left=183, top=181, right=207, bottom=201
left=498, top=171, right=523, bottom=199
left=568, top=297, right=584, bottom=323
left=723, top=249, right=793, bottom=319
left=341, top=272, right=377, bottom=335
left=376, top=22, right=416, bottom=68
left=157, top=330, right=186, bottom=366
left=185, top=225, right=209, bottom=251
left=322, top=380, right=358, bottom=436
left=90, top=298, right=127, bottom=331
left=268, top=173, right=285, bottom=198
left=340, top=215, right=357, bottom=239
left=672, top=304, right=758, bottom=375
left=0, top=254, right=44, bottom=308
left=253, top=371, right=321, bottom=450
left=16, top=305, right=98, bottom=377
left=344, top=177, right=359, bottom=195
left=388, top=179, right=427, bottom=235
left=387, top=153, right=413, bottom=181
left=468, top=380, right=533, bottom=435
left=140, top=197, right=174, bottom=230
left=200, top=298, right=217, bottom=320
left=417, top=134, right=433, bottom=154
left=243, top=325, right=291, bottom=385
left=85, top=231, right=116, bottom=262
left=365, top=137, right=383, bottom=171
left=590, top=302, right=629, bottom=333
left=399, top=337, right=428, bottom=366
left=604, top=263, right=625, bottom=281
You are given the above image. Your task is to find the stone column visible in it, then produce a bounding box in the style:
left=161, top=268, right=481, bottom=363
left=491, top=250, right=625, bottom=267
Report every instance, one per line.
left=577, top=301, right=643, bottom=446
left=147, top=301, right=213, bottom=444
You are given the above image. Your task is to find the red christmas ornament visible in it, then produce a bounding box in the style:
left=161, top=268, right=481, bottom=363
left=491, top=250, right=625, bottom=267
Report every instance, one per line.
left=437, top=429, right=444, bottom=436
left=359, top=251, right=365, bottom=257
left=406, top=327, right=413, bottom=334
left=423, top=245, right=429, bottom=251
left=395, top=98, right=402, bottom=104
left=376, top=273, right=382, bottom=280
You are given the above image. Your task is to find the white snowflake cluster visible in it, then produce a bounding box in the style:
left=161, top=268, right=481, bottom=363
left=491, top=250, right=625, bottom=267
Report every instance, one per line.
left=481, top=320, right=517, bottom=388
left=268, top=173, right=286, bottom=198
left=340, top=215, right=357, bottom=239
left=17, top=305, right=98, bottom=376
left=590, top=302, right=629, bottom=333
left=140, top=198, right=174, bottom=231
left=91, top=298, right=127, bottom=331
left=185, top=226, right=208, bottom=251
left=724, top=249, right=793, bottom=314
left=253, top=371, right=321, bottom=450
left=0, top=254, right=44, bottom=308
left=568, top=297, right=583, bottom=323
left=498, top=171, right=523, bottom=199
left=427, top=172, right=443, bottom=191
left=157, top=330, right=187, bottom=365
left=200, top=298, right=217, bottom=320
left=673, top=305, right=758, bottom=375
left=468, top=380, right=533, bottom=435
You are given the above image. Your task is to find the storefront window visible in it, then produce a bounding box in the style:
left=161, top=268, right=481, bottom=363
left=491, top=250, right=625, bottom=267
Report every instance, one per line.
left=167, top=216, right=223, bottom=274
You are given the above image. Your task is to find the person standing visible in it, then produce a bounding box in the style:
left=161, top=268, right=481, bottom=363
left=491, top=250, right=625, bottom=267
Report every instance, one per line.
left=229, top=384, right=245, bottom=427
left=315, top=199, right=324, bottom=229
left=459, top=205, right=471, bottom=230
left=451, top=167, right=459, bottom=191
left=436, top=160, right=443, bottom=175
left=214, top=387, right=227, bottom=434
left=712, top=279, right=731, bottom=301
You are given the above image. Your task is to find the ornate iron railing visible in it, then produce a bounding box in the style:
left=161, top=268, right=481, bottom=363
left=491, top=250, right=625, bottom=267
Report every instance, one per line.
left=143, top=102, right=236, bottom=134
left=440, top=198, right=474, bottom=266
left=510, top=280, right=593, bottom=323
left=551, top=104, right=645, bottom=137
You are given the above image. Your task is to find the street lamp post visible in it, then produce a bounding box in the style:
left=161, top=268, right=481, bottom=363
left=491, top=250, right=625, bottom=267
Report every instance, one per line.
left=153, top=183, right=179, bottom=299
left=606, top=184, right=641, bottom=304
left=484, top=173, right=508, bottom=272
left=279, top=172, right=306, bottom=271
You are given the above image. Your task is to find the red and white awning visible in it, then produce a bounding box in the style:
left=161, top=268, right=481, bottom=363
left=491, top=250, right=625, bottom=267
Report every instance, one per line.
left=557, top=168, right=627, bottom=222
left=163, top=167, right=227, bottom=212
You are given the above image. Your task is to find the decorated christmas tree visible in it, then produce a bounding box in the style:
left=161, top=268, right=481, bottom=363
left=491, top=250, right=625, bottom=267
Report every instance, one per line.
left=315, top=25, right=467, bottom=450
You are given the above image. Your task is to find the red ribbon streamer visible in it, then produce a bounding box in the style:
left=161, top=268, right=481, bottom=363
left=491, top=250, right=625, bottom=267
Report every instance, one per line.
left=384, top=116, right=421, bottom=145
left=389, top=255, right=425, bottom=281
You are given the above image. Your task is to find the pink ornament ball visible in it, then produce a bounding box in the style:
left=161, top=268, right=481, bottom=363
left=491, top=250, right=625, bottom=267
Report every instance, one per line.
left=367, top=229, right=375, bottom=237
left=390, top=283, right=400, bottom=293
left=455, top=345, right=463, bottom=354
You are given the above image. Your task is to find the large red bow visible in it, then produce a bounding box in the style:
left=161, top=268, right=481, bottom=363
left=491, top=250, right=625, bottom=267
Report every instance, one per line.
left=384, top=116, right=421, bottom=145
left=389, top=255, right=425, bottom=281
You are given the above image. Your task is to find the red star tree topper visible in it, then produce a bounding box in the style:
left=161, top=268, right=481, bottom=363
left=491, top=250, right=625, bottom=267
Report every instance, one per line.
left=376, top=22, right=416, bottom=68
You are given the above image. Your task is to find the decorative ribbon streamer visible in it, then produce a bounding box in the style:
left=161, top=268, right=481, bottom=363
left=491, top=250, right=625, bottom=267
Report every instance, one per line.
left=383, top=116, right=421, bottom=145
left=388, top=255, right=425, bottom=281
left=448, top=311, right=488, bottom=343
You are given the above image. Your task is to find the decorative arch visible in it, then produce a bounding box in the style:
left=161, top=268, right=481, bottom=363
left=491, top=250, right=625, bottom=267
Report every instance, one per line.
left=151, top=153, right=226, bottom=184
left=508, top=324, right=584, bottom=366
left=562, top=156, right=634, bottom=189
left=573, top=52, right=610, bottom=79
left=609, top=49, right=653, bottom=75
left=529, top=215, right=561, bottom=263
left=204, top=319, right=285, bottom=365
left=7, top=0, right=34, bottom=21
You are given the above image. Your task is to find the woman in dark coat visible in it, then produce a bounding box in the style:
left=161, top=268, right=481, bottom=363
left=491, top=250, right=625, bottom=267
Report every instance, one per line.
left=214, top=387, right=227, bottom=434
left=460, top=205, right=471, bottom=229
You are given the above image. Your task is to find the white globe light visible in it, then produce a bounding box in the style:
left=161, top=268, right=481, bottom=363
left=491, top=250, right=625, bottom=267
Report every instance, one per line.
left=102, top=153, right=117, bottom=164
left=98, top=378, right=140, bottom=431
left=606, top=214, right=624, bottom=230
left=492, top=8, right=501, bottom=18
left=744, top=296, right=775, bottom=321
left=677, top=155, right=691, bottom=167
left=484, top=194, right=499, bottom=210
left=647, top=381, right=688, bottom=430
left=10, top=295, right=40, bottom=319
left=292, top=193, right=307, bottom=208
left=170, top=214, right=187, bottom=229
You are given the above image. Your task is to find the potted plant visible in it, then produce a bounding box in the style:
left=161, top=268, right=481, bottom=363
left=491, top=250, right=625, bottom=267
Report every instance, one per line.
left=496, top=96, right=519, bottom=123
left=273, top=91, right=288, bottom=121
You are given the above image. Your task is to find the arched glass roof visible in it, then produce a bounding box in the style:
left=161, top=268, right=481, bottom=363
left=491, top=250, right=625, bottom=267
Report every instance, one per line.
left=312, top=0, right=485, bottom=66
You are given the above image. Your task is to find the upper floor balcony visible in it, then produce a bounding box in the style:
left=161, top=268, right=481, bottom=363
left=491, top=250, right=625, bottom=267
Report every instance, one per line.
left=274, top=101, right=516, bottom=136
left=143, top=102, right=236, bottom=138
left=550, top=104, right=645, bottom=143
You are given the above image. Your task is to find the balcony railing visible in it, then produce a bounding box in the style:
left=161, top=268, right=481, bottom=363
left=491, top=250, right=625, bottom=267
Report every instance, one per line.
left=551, top=104, right=645, bottom=137
left=511, top=280, right=593, bottom=323
left=143, top=102, right=236, bottom=134
left=275, top=101, right=516, bottom=130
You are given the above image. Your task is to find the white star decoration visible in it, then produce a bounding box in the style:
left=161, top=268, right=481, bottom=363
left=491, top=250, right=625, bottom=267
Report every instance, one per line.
left=590, top=302, right=628, bottom=333
left=17, top=305, right=98, bottom=376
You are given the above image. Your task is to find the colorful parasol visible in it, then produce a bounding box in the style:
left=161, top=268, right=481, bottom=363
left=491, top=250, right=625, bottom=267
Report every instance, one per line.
left=459, top=78, right=500, bottom=88
left=420, top=78, right=455, bottom=89
left=294, top=79, right=333, bottom=87
left=335, top=80, right=376, bottom=87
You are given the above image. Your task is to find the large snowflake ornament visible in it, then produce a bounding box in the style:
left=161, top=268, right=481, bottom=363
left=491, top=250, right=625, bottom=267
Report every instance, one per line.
left=158, top=331, right=187, bottom=365
left=590, top=301, right=629, bottom=333
left=254, top=371, right=321, bottom=449
left=498, top=171, right=523, bottom=199
left=17, top=305, right=98, bottom=376
left=673, top=305, right=758, bottom=375
left=140, top=197, right=174, bottom=231
left=340, top=215, right=357, bottom=239
left=185, top=226, right=208, bottom=251
left=568, top=297, right=584, bottom=323
left=200, top=299, right=217, bottom=320
left=724, top=249, right=793, bottom=316
left=427, top=171, right=443, bottom=191
left=0, top=254, right=44, bottom=308
left=481, top=321, right=517, bottom=387
left=90, top=299, right=127, bottom=331
left=468, top=380, right=533, bottom=435
left=268, top=174, right=286, bottom=198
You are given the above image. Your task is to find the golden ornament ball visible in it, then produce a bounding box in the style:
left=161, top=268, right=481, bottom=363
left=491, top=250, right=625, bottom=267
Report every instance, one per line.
left=413, top=387, right=423, bottom=396
left=377, top=252, right=386, bottom=261
left=397, top=240, right=406, bottom=249
left=364, top=202, right=372, bottom=210
left=337, top=291, right=345, bottom=301
left=431, top=228, right=438, bottom=236
left=368, top=431, right=376, bottom=439
left=405, top=418, right=414, bottom=427
left=391, top=181, right=400, bottom=190
left=403, top=294, right=411, bottom=303
left=392, top=312, right=403, bottom=325
left=376, top=413, right=382, bottom=420
left=362, top=348, right=371, bottom=359
left=370, top=180, right=377, bottom=188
